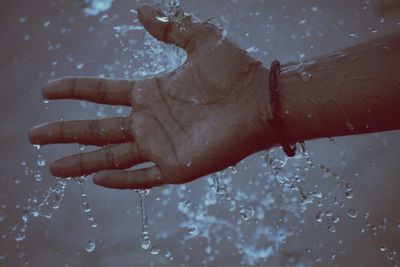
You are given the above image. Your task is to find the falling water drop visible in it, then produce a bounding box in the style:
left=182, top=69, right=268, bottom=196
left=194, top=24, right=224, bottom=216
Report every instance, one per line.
left=347, top=208, right=358, bottom=219
left=332, top=215, right=341, bottom=224
left=369, top=27, right=378, bottom=33
left=330, top=253, right=337, bottom=261
left=349, top=33, right=359, bottom=38
left=136, top=189, right=151, bottom=250
left=165, top=250, right=172, bottom=259
left=33, top=144, right=41, bottom=150
left=141, top=233, right=151, bottom=250
left=84, top=240, right=96, bottom=253
left=150, top=247, right=160, bottom=255
left=34, top=172, right=43, bottom=182
left=187, top=226, right=198, bottom=235
left=346, top=122, right=354, bottom=131
left=387, top=250, right=397, bottom=261
left=15, top=232, right=26, bottom=242
left=78, top=178, right=98, bottom=228
left=0, top=210, right=4, bottom=222
left=52, top=180, right=68, bottom=210
left=37, top=156, right=46, bottom=167
left=239, top=205, right=255, bottom=220
left=76, top=62, right=85, bottom=70
left=316, top=211, right=323, bottom=223
left=300, top=71, right=312, bottom=82
left=19, top=17, right=27, bottom=23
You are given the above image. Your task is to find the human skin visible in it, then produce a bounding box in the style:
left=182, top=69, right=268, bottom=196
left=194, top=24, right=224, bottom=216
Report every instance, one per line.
left=28, top=4, right=400, bottom=189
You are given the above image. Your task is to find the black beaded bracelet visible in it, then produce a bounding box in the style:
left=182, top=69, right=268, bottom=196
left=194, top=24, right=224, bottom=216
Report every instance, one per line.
left=268, top=60, right=297, bottom=157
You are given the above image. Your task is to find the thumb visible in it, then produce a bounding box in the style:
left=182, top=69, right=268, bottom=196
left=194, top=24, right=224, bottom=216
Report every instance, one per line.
left=137, top=4, right=195, bottom=52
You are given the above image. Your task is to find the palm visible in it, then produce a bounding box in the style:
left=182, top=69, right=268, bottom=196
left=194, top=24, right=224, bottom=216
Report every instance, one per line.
left=29, top=4, right=269, bottom=189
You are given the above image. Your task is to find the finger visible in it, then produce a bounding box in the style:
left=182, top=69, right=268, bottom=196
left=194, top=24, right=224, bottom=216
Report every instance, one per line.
left=49, top=143, right=146, bottom=178
left=43, top=77, right=133, bottom=106
left=93, top=167, right=164, bottom=189
left=137, top=4, right=195, bottom=52
left=28, top=117, right=132, bottom=146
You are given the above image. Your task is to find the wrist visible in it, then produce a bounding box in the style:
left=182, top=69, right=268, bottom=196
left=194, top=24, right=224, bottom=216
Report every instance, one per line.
left=253, top=60, right=311, bottom=152
left=279, top=60, right=320, bottom=144
left=249, top=64, right=282, bottom=151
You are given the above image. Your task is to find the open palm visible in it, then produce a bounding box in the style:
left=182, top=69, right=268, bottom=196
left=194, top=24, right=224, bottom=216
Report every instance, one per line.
left=28, top=4, right=272, bottom=189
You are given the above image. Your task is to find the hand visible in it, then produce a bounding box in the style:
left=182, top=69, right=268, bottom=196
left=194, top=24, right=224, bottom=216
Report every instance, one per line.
left=28, top=4, right=274, bottom=189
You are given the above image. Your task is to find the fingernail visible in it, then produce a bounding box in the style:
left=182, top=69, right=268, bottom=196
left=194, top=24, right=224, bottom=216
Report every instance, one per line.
left=28, top=124, right=45, bottom=143
left=49, top=160, right=67, bottom=177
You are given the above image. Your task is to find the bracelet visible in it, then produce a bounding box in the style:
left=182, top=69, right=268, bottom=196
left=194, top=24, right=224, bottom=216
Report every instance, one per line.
left=268, top=60, right=297, bottom=157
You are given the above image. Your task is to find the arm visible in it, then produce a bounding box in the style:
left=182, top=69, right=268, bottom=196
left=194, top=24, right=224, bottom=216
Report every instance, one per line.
left=265, top=31, right=400, bottom=147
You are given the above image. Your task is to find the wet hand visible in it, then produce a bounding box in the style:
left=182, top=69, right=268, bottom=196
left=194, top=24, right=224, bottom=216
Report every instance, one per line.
left=28, top=4, right=273, bottom=189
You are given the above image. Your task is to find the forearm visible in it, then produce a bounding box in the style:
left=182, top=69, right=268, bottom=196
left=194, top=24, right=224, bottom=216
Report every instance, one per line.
left=279, top=30, right=400, bottom=144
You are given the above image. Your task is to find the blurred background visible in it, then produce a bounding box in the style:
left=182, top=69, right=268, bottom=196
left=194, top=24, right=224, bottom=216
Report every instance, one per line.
left=1, top=0, right=400, bottom=266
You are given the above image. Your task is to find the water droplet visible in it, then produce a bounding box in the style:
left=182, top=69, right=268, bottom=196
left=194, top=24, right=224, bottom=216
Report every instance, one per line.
left=43, top=21, right=50, bottom=27
left=380, top=244, right=388, bottom=252
left=52, top=180, right=68, bottom=210
left=13, top=176, right=20, bottom=184
left=330, top=253, right=337, bottom=260
left=34, top=172, right=43, bottom=182
left=328, top=225, right=336, bottom=233
left=387, top=249, right=397, bottom=261
left=300, top=71, right=312, bottom=82
left=19, top=17, right=27, bottom=23
left=0, top=210, right=5, bottom=222
left=332, top=215, right=341, bottom=224
left=84, top=240, right=96, bottom=253
left=316, top=211, right=323, bottom=223
left=150, top=247, right=160, bottom=255
left=141, top=233, right=151, bottom=250
left=345, top=190, right=354, bottom=199
left=346, top=122, right=354, bottom=131
left=239, top=205, right=255, bottom=220
left=37, top=156, right=46, bottom=167
left=347, top=208, right=358, bottom=218
left=33, top=144, right=41, bottom=150
left=246, top=46, right=259, bottom=53
left=165, top=250, right=172, bottom=259
left=15, top=232, right=26, bottom=242
left=298, top=18, right=307, bottom=25
left=349, top=33, right=359, bottom=38
left=76, top=62, right=85, bottom=70
left=325, top=210, right=333, bottom=217
left=369, top=27, right=378, bottom=33
left=0, top=252, right=8, bottom=260
left=231, top=165, right=238, bottom=174
left=156, top=16, right=169, bottom=23
left=187, top=226, right=198, bottom=235
left=79, top=144, right=86, bottom=151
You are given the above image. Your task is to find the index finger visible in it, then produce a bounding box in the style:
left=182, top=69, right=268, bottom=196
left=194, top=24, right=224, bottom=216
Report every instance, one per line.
left=43, top=77, right=134, bottom=106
